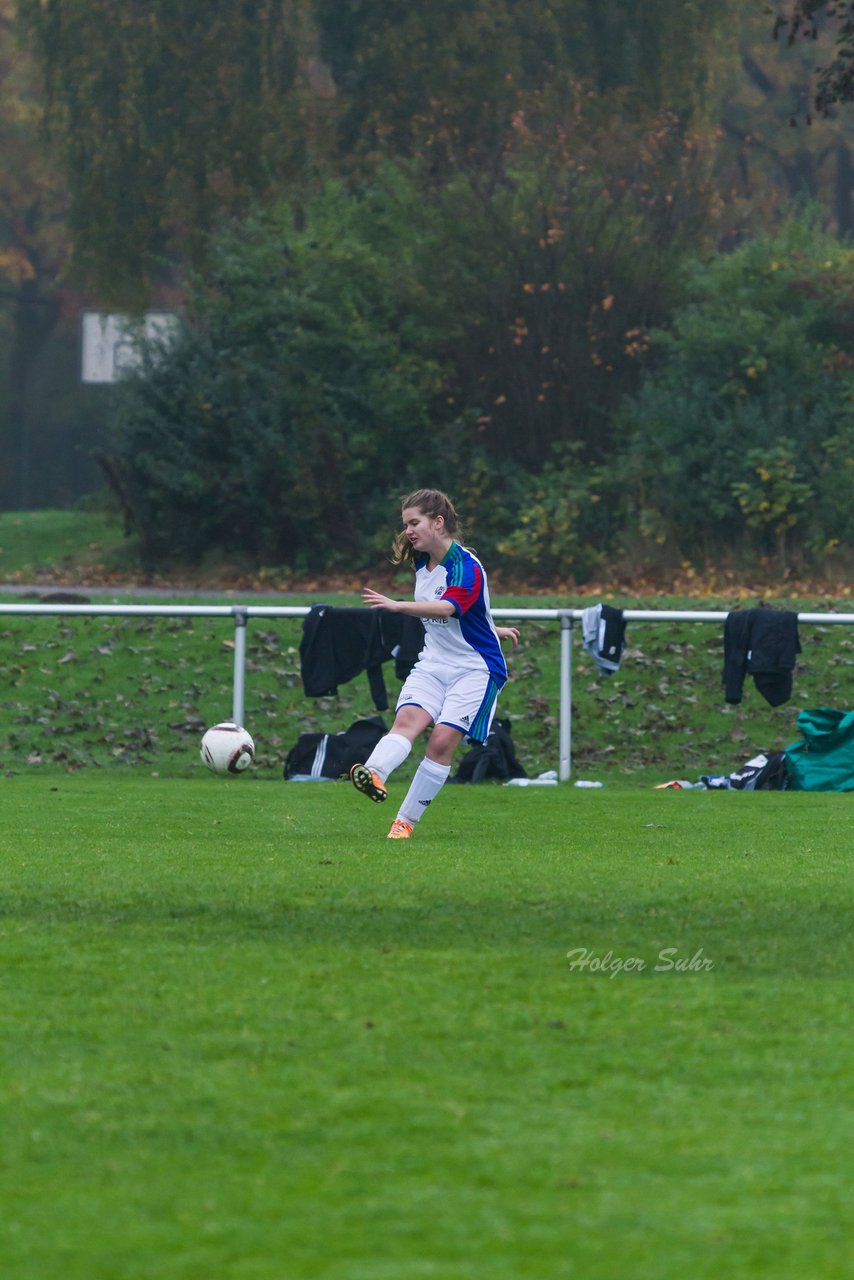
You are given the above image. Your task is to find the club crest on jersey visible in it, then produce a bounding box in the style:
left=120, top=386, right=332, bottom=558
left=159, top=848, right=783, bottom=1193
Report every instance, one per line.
left=434, top=586, right=445, bottom=598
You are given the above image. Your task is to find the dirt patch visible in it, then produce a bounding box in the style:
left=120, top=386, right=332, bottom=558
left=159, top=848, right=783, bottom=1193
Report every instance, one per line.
left=2, top=560, right=851, bottom=602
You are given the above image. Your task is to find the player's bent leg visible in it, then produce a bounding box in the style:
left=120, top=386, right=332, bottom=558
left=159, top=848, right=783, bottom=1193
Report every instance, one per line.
left=425, top=723, right=465, bottom=767
left=352, top=708, right=434, bottom=805
left=361, top=731, right=412, bottom=788
left=390, top=705, right=435, bottom=740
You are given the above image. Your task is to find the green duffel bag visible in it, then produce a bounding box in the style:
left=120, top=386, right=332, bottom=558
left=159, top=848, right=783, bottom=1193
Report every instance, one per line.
left=784, top=707, right=854, bottom=792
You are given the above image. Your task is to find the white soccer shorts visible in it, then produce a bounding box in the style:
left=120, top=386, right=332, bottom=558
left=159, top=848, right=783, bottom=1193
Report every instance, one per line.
left=396, top=661, right=501, bottom=743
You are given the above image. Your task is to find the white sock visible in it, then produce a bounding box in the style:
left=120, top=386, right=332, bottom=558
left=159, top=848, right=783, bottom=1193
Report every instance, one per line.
left=366, top=732, right=412, bottom=782
left=398, top=757, right=451, bottom=826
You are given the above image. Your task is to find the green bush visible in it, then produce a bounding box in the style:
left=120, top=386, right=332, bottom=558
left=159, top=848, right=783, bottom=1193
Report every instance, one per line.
left=616, top=212, right=854, bottom=567
left=494, top=446, right=608, bottom=584
left=731, top=439, right=814, bottom=569
left=107, top=177, right=452, bottom=570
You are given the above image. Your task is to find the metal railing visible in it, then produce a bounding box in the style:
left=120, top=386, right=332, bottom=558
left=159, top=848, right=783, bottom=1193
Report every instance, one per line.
left=1, top=601, right=853, bottom=779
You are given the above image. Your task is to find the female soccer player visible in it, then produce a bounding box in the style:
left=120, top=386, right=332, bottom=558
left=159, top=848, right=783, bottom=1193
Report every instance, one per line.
left=350, top=488, right=519, bottom=838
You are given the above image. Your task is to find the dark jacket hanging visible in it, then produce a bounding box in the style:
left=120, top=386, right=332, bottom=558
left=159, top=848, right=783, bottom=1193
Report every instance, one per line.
left=723, top=608, right=801, bottom=707
left=299, top=604, right=424, bottom=711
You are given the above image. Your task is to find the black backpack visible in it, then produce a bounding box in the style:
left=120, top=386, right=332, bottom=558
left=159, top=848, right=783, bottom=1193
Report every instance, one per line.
left=284, top=716, right=388, bottom=781
left=449, top=718, right=528, bottom=784
left=700, top=750, right=790, bottom=792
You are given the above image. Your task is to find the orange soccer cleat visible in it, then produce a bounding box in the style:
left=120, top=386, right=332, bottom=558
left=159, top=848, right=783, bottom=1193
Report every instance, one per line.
left=387, top=819, right=414, bottom=840
left=349, top=762, right=387, bottom=803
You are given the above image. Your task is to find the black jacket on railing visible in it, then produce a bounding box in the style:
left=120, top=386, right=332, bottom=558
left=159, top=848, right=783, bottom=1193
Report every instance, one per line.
left=723, top=608, right=801, bottom=707
left=299, top=604, right=425, bottom=711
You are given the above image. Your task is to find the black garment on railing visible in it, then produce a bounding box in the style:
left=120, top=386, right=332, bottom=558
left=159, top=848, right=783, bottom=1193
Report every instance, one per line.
left=299, top=604, right=424, bottom=711
left=723, top=608, right=801, bottom=707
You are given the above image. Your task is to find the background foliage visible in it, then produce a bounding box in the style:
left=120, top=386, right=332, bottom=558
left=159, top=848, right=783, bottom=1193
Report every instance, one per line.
left=106, top=178, right=452, bottom=570
left=5, top=1, right=854, bottom=580
left=107, top=195, right=854, bottom=579
left=615, top=213, right=854, bottom=571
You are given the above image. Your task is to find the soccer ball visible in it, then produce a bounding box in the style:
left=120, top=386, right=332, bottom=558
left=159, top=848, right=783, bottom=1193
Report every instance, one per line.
left=200, top=722, right=255, bottom=775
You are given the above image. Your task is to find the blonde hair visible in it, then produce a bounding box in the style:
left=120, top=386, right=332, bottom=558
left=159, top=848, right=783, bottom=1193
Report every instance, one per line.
left=392, top=488, right=461, bottom=566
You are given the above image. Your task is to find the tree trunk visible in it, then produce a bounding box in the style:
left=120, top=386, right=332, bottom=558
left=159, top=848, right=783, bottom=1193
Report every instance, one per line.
left=835, top=137, right=854, bottom=236
left=5, top=277, right=60, bottom=509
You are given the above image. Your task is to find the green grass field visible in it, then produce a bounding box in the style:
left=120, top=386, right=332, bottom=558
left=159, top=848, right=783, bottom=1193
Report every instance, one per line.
left=1, top=514, right=852, bottom=1275
left=1, top=774, right=851, bottom=1279
left=0, top=509, right=138, bottom=581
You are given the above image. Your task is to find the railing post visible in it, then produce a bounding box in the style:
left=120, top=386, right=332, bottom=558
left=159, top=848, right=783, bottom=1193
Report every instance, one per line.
left=559, top=612, right=573, bottom=781
left=232, top=608, right=248, bottom=726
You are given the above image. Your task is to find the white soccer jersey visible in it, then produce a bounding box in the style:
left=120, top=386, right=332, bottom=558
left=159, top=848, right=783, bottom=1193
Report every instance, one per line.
left=413, top=542, right=507, bottom=685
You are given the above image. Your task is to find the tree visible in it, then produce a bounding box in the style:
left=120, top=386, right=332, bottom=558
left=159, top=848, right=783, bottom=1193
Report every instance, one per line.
left=104, top=177, right=453, bottom=569
left=315, top=0, right=741, bottom=172
left=770, top=1, right=854, bottom=113
left=616, top=212, right=854, bottom=569
left=719, top=10, right=854, bottom=236
left=17, top=0, right=744, bottom=299
left=420, top=99, right=724, bottom=471
left=16, top=0, right=336, bottom=302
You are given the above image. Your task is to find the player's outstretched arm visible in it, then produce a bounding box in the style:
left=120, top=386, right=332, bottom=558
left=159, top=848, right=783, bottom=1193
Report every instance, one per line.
left=362, top=588, right=454, bottom=619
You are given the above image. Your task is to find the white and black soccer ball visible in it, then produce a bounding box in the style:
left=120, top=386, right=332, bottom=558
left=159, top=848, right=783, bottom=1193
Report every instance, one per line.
left=200, top=722, right=255, bottom=775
